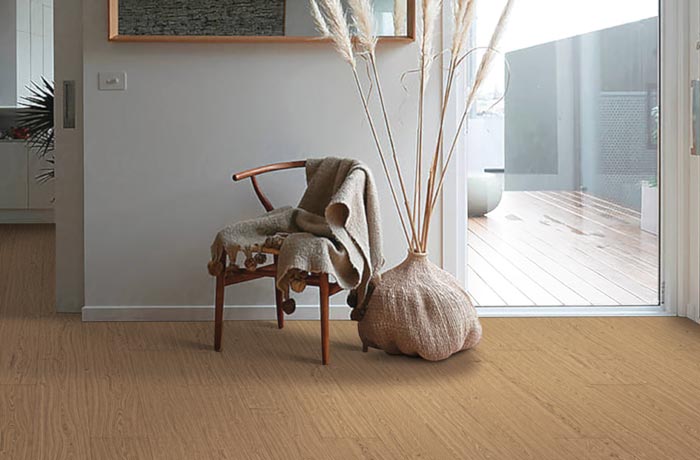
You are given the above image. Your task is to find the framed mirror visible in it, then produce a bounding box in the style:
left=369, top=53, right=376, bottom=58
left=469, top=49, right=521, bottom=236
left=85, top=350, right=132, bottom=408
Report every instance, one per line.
left=108, top=0, right=415, bottom=43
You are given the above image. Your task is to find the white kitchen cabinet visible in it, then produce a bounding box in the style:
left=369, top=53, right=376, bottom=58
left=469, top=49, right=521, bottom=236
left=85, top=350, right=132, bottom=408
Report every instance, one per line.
left=0, top=140, right=53, bottom=222
left=27, top=148, right=53, bottom=208
left=0, top=141, right=28, bottom=208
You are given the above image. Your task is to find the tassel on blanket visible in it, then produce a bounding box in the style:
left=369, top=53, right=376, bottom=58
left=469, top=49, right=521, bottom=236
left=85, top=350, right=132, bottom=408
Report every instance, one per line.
left=243, top=248, right=258, bottom=271
left=282, top=298, right=296, bottom=314
left=207, top=244, right=227, bottom=276
left=264, top=233, right=289, bottom=250
left=289, top=270, right=309, bottom=293
left=254, top=252, right=267, bottom=265
left=350, top=277, right=378, bottom=321
left=207, top=259, right=224, bottom=276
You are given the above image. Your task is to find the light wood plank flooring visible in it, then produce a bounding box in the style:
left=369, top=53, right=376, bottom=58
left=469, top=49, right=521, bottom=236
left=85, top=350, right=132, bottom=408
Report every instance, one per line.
left=469, top=191, right=659, bottom=307
left=2, top=225, right=700, bottom=459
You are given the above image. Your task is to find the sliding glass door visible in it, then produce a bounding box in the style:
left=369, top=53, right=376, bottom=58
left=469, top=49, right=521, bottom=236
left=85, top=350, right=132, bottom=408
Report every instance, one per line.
left=466, top=0, right=660, bottom=307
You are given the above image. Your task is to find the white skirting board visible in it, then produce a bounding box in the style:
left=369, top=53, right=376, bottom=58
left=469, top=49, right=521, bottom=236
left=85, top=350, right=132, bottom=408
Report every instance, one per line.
left=81, top=304, right=671, bottom=322
left=0, top=209, right=54, bottom=224
left=82, top=305, right=353, bottom=322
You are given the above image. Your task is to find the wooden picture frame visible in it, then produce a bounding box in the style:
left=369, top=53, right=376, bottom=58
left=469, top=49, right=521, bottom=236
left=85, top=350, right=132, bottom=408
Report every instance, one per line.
left=107, top=0, right=415, bottom=43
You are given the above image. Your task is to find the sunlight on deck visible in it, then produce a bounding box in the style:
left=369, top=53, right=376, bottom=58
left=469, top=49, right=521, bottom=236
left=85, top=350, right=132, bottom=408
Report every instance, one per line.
left=468, top=191, right=659, bottom=307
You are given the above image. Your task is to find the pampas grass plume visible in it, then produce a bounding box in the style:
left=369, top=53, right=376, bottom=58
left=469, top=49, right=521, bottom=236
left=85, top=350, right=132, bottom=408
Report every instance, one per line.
left=451, top=0, right=477, bottom=59
left=309, top=0, right=515, bottom=251
left=309, top=0, right=330, bottom=38
left=349, top=0, right=377, bottom=55
left=426, top=0, right=516, bottom=228
left=420, top=0, right=442, bottom=71
left=394, top=0, right=407, bottom=35
left=318, top=0, right=357, bottom=68
left=467, top=0, right=514, bottom=108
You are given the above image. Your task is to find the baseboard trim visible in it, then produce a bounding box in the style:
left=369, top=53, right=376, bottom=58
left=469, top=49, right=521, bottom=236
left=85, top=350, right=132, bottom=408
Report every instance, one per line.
left=477, top=306, right=672, bottom=317
left=82, top=304, right=671, bottom=322
left=0, top=209, right=54, bottom=224
left=82, top=304, right=352, bottom=322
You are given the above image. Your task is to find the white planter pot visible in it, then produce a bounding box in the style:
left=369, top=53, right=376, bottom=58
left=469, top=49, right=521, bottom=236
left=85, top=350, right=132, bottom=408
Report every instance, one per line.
left=467, top=172, right=504, bottom=217
left=640, top=182, right=658, bottom=235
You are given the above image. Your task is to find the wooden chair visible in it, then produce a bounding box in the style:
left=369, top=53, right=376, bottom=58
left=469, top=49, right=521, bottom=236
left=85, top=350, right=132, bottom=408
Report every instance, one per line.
left=214, top=161, right=344, bottom=365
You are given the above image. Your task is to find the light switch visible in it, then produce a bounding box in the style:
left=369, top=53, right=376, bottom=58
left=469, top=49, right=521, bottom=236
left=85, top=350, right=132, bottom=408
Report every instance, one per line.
left=98, top=72, right=127, bottom=91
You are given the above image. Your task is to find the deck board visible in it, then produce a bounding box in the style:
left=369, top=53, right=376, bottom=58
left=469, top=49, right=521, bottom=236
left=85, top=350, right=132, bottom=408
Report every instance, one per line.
left=469, top=221, right=590, bottom=306
left=469, top=191, right=659, bottom=307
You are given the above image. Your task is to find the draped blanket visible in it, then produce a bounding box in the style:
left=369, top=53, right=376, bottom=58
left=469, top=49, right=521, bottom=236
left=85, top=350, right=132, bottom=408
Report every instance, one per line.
left=208, top=157, right=384, bottom=307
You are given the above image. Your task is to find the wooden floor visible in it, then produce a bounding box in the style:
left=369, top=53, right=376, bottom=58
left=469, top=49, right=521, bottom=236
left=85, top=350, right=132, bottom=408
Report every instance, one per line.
left=3, top=225, right=700, bottom=459
left=468, top=191, right=659, bottom=307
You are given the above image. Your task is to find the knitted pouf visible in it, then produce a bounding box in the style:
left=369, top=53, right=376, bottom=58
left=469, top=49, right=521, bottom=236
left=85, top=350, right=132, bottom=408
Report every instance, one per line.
left=357, top=252, right=482, bottom=361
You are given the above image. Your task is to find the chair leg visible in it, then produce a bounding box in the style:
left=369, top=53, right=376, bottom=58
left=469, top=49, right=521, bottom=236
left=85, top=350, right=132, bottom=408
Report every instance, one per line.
left=275, top=285, right=285, bottom=329
left=273, top=255, right=284, bottom=329
left=319, top=273, right=330, bottom=365
left=214, top=271, right=225, bottom=352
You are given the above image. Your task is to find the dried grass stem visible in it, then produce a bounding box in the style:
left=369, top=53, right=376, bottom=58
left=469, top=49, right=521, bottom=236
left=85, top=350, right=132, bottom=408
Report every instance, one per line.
left=312, top=0, right=514, bottom=252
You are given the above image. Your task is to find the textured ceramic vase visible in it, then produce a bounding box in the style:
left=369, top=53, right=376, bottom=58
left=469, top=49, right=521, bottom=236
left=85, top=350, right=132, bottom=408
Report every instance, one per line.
left=357, top=252, right=482, bottom=361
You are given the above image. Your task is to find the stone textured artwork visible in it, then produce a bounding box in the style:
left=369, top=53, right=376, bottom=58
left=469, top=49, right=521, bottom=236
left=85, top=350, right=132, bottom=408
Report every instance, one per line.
left=118, top=0, right=286, bottom=36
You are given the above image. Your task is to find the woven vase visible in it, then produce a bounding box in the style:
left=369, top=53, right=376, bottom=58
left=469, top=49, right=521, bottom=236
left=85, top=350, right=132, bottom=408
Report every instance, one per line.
left=357, top=252, right=482, bottom=361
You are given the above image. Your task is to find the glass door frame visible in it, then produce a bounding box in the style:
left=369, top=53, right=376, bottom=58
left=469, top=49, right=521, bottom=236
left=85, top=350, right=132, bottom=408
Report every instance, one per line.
left=678, top=0, right=700, bottom=322
left=442, top=0, right=684, bottom=317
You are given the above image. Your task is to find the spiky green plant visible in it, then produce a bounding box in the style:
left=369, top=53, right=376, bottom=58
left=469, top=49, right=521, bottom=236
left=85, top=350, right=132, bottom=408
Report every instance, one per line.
left=17, top=78, right=55, bottom=182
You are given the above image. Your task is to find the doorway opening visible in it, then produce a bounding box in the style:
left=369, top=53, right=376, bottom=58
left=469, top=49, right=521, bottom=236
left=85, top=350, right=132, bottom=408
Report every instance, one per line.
left=466, top=0, right=660, bottom=308
left=0, top=0, right=55, bottom=224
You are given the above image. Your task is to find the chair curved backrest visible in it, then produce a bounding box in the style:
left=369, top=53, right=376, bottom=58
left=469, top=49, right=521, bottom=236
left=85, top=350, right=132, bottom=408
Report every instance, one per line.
left=232, top=161, right=306, bottom=212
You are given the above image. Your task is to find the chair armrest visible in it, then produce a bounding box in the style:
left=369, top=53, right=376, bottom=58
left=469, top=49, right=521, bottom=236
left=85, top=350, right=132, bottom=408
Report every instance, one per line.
left=232, top=161, right=306, bottom=181
left=232, top=160, right=307, bottom=211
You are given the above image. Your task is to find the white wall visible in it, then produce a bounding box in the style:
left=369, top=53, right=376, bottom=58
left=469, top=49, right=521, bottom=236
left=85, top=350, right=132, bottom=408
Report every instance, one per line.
left=81, top=0, right=441, bottom=308
left=16, top=0, right=54, bottom=103
left=0, top=0, right=17, bottom=106
left=284, top=1, right=317, bottom=36
left=1, top=0, right=54, bottom=107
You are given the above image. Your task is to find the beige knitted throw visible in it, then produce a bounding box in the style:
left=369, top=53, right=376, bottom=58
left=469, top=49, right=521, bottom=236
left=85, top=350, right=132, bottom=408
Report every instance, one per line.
left=208, top=157, right=384, bottom=307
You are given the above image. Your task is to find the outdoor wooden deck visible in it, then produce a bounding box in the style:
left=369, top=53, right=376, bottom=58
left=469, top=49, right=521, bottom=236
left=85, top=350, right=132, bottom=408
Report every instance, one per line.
left=468, top=191, right=659, bottom=307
